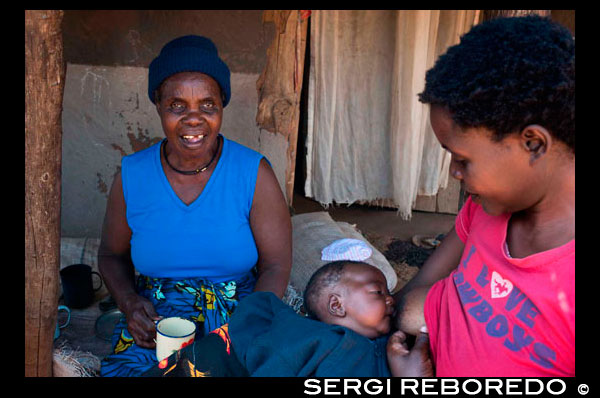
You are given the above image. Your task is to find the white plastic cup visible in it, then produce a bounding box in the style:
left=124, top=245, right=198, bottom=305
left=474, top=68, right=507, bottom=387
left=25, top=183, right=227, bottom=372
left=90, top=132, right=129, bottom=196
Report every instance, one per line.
left=155, top=317, right=196, bottom=361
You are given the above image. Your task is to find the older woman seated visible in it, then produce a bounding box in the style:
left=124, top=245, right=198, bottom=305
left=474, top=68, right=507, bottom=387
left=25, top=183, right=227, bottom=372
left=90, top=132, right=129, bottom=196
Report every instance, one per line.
left=99, top=35, right=292, bottom=377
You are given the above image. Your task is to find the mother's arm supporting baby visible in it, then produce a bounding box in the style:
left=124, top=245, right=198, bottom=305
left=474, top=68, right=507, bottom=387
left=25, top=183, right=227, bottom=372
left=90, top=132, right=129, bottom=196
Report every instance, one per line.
left=386, top=227, right=465, bottom=377
left=392, top=226, right=465, bottom=335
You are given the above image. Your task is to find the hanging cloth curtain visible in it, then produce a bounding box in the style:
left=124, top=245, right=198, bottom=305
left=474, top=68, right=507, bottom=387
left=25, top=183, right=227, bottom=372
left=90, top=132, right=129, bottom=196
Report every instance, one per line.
left=305, top=10, right=478, bottom=219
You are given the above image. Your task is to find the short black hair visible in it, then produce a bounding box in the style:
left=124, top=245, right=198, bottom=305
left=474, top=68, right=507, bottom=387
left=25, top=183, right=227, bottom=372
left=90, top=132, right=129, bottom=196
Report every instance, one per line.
left=419, top=15, right=575, bottom=153
left=303, top=260, right=366, bottom=320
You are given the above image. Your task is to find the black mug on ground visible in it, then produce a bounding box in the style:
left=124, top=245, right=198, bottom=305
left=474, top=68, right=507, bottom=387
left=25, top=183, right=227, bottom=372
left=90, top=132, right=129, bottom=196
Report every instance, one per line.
left=60, top=264, right=103, bottom=309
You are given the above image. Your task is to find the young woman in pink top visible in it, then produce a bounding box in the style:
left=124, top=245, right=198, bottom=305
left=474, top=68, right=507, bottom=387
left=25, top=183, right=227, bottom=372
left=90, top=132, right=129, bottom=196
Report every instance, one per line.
left=387, top=15, right=574, bottom=377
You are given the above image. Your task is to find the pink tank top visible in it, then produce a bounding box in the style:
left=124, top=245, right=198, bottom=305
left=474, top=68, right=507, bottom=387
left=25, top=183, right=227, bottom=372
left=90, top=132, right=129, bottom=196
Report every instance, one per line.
left=424, top=197, right=574, bottom=376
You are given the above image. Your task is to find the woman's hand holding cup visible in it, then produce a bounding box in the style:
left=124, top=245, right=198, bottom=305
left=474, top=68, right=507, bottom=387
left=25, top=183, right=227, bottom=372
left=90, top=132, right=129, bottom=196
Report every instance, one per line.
left=120, top=292, right=162, bottom=348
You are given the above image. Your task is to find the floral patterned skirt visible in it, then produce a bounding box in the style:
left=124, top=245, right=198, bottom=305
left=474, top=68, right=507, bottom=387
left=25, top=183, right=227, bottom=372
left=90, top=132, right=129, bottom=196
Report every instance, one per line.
left=100, top=272, right=256, bottom=377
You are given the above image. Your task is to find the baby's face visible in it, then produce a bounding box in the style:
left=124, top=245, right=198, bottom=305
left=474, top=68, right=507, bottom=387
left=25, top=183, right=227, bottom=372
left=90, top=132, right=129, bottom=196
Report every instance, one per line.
left=338, top=263, right=395, bottom=339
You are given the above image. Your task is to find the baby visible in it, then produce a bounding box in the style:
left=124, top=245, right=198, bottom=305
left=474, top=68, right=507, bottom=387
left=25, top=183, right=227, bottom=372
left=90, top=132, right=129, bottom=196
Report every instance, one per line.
left=222, top=260, right=399, bottom=376
left=304, top=260, right=433, bottom=377
left=303, top=260, right=395, bottom=338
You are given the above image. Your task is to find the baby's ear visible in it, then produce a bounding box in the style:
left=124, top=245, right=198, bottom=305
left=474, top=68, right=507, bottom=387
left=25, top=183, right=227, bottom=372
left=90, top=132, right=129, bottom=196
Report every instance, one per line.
left=327, top=294, right=346, bottom=318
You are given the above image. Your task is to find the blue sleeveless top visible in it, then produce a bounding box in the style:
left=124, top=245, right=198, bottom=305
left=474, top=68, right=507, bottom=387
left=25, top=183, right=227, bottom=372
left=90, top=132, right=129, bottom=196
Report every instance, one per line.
left=121, top=134, right=264, bottom=282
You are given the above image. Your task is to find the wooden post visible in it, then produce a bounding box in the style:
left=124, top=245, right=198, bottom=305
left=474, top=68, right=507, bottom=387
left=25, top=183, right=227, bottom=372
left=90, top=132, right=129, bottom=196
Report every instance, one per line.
left=256, top=10, right=309, bottom=207
left=25, top=10, right=65, bottom=377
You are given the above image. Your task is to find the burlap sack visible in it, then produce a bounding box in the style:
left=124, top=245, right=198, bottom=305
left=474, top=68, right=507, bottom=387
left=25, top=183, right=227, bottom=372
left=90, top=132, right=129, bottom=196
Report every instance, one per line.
left=290, top=212, right=397, bottom=295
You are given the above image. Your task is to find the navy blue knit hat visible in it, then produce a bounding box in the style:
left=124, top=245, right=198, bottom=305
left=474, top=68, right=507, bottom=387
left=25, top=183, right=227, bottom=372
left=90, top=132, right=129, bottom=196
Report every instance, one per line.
left=148, top=35, right=231, bottom=107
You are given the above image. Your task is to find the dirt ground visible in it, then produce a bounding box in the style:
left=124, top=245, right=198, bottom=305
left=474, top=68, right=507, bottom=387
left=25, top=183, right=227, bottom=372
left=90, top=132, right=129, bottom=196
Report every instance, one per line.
left=362, top=231, right=432, bottom=293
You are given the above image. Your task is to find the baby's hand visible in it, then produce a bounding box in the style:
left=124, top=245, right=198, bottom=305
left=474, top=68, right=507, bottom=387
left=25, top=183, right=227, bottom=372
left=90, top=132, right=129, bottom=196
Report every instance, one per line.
left=386, top=327, right=433, bottom=377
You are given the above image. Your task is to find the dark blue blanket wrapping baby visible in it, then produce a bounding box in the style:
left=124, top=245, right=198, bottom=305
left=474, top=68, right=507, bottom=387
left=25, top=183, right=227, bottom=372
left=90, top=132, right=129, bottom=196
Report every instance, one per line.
left=142, top=291, right=391, bottom=377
